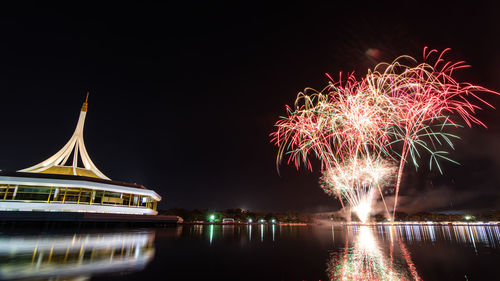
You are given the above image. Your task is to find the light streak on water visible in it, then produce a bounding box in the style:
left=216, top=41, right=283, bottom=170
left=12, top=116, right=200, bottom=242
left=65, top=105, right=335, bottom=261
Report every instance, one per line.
left=426, top=224, right=436, bottom=242
left=209, top=224, right=214, bottom=245
left=260, top=224, right=264, bottom=242
left=466, top=225, right=478, bottom=254
left=331, top=225, right=335, bottom=244
left=366, top=223, right=500, bottom=249
left=272, top=224, right=275, bottom=242
left=248, top=224, right=252, bottom=241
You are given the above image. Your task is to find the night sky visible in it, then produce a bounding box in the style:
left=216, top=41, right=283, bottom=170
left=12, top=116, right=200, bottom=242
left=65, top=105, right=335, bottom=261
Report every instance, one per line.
left=0, top=2, right=499, bottom=213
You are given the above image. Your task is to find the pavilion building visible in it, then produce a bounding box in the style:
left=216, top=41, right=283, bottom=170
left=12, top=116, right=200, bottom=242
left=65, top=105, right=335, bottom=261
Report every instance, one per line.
left=0, top=95, right=160, bottom=215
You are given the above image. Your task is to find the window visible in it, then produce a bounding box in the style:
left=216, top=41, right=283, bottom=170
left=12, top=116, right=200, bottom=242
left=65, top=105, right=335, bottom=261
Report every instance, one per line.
left=64, top=189, right=79, bottom=202
left=15, top=186, right=51, bottom=201
left=102, top=192, right=123, bottom=205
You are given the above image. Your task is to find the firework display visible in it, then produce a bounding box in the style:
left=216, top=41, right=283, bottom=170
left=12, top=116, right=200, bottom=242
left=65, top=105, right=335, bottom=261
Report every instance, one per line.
left=320, top=157, right=395, bottom=223
left=271, top=48, right=498, bottom=221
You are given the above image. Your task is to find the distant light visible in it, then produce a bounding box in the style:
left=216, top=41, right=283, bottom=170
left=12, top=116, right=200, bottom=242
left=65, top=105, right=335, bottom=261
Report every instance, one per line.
left=209, top=214, right=215, bottom=222
left=365, top=48, right=381, bottom=60
left=465, top=215, right=472, bottom=220
left=259, top=219, right=265, bottom=223
left=248, top=219, right=253, bottom=223
left=271, top=219, right=276, bottom=223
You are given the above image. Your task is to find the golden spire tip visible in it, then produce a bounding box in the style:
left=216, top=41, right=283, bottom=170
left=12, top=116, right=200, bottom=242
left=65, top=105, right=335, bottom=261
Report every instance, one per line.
left=81, top=91, right=89, bottom=112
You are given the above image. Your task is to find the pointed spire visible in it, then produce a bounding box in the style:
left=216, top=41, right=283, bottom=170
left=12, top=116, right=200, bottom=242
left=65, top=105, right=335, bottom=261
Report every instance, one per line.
left=19, top=93, right=110, bottom=180
left=81, top=91, right=89, bottom=112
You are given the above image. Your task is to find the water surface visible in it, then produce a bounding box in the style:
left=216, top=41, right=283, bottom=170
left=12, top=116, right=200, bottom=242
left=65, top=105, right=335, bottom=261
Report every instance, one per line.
left=1, top=223, right=499, bottom=280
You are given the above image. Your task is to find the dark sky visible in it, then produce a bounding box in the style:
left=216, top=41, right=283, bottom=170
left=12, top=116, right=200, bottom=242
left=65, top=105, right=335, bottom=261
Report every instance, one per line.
left=0, top=1, right=499, bottom=213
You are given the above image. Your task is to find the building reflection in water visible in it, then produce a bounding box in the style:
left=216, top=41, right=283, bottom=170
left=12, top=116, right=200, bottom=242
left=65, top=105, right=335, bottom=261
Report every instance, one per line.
left=0, top=230, right=155, bottom=281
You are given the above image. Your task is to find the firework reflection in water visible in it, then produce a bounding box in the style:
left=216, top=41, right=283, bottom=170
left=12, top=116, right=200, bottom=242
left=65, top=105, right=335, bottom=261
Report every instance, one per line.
left=327, top=226, right=422, bottom=281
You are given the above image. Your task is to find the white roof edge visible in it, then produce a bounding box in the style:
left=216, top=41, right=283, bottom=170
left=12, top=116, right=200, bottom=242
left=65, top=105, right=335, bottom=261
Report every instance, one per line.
left=0, top=176, right=161, bottom=201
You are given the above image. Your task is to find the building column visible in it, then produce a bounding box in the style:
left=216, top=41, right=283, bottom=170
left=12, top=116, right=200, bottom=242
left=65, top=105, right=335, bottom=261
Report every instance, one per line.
left=47, top=186, right=53, bottom=203
left=62, top=187, right=68, bottom=203
left=3, top=185, right=8, bottom=200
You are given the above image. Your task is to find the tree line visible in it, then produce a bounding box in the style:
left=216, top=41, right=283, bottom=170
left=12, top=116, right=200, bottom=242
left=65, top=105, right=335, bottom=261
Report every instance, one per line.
left=158, top=208, right=313, bottom=223
left=325, top=211, right=500, bottom=222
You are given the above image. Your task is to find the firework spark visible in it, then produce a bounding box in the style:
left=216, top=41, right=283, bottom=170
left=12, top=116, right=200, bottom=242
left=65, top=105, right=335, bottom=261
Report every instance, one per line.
left=320, top=158, right=395, bottom=222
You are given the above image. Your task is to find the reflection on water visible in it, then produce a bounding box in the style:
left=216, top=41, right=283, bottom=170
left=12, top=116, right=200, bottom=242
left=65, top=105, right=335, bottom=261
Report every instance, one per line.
left=260, top=224, right=264, bottom=242
left=272, top=224, right=275, bottom=241
left=195, top=223, right=500, bottom=280
left=0, top=230, right=156, bottom=281
left=326, top=224, right=500, bottom=281
left=192, top=223, right=500, bottom=248
left=2, top=224, right=500, bottom=280
left=209, top=224, right=214, bottom=245
left=378, top=224, right=500, bottom=248
left=327, top=226, right=421, bottom=280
